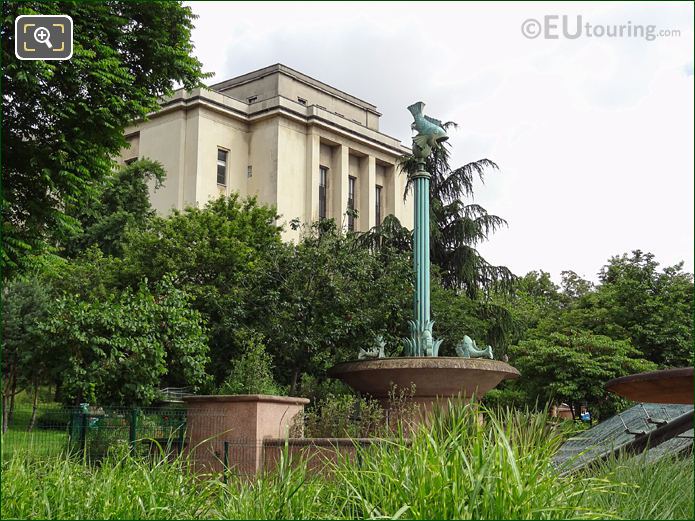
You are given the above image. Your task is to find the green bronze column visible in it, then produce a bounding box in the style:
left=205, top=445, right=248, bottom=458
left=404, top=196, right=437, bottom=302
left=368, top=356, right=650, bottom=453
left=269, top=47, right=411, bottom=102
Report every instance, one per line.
left=413, top=159, right=430, bottom=340
left=404, top=102, right=446, bottom=357
left=351, top=101, right=498, bottom=362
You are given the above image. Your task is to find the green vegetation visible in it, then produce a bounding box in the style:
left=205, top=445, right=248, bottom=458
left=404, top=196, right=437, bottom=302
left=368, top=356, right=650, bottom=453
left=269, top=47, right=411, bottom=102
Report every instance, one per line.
left=365, top=128, right=514, bottom=297
left=3, top=273, right=209, bottom=418
left=1, top=429, right=67, bottom=460
left=218, top=333, right=284, bottom=396
left=3, top=1, right=690, bottom=416
left=2, top=3, right=691, bottom=518
left=3, top=184, right=692, bottom=419
left=586, top=454, right=694, bottom=520
left=2, top=1, right=206, bottom=274
left=488, top=256, right=693, bottom=419
left=2, top=404, right=691, bottom=520
left=509, top=332, right=655, bottom=419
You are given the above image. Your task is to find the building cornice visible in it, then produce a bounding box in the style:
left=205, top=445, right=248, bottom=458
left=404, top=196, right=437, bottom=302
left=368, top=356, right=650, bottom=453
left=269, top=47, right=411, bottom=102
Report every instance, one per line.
left=155, top=90, right=410, bottom=157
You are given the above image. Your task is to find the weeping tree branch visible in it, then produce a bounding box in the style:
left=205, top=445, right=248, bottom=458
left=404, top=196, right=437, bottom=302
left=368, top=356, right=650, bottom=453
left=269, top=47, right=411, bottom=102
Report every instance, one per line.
left=392, top=133, right=515, bottom=296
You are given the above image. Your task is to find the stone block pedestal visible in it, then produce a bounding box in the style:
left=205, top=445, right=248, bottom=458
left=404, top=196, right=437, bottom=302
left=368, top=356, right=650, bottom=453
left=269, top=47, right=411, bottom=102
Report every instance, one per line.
left=183, top=394, right=308, bottom=475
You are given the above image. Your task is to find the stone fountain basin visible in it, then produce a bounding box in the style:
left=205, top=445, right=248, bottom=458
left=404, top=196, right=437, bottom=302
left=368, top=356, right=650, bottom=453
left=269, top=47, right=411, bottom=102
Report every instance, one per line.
left=605, top=367, right=694, bottom=404
left=329, top=357, right=520, bottom=400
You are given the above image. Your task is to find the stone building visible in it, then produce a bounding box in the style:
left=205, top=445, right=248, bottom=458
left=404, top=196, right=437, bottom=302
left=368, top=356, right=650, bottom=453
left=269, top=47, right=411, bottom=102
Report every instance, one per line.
left=120, top=63, right=414, bottom=240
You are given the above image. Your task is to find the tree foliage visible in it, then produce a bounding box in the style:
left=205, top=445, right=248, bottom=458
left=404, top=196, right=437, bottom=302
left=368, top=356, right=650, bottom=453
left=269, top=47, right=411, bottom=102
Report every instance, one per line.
left=260, top=221, right=413, bottom=393
left=431, top=273, right=517, bottom=357
left=495, top=251, right=692, bottom=417
left=399, top=128, right=514, bottom=297
left=1, top=277, right=55, bottom=430
left=40, top=277, right=209, bottom=406
left=66, top=159, right=166, bottom=257
left=509, top=331, right=656, bottom=419
left=1, top=0, right=207, bottom=274
left=119, top=195, right=283, bottom=383
left=588, top=251, right=692, bottom=367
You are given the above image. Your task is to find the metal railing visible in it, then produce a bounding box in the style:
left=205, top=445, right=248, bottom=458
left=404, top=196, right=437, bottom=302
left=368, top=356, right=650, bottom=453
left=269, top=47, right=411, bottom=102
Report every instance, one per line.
left=1, top=404, right=186, bottom=461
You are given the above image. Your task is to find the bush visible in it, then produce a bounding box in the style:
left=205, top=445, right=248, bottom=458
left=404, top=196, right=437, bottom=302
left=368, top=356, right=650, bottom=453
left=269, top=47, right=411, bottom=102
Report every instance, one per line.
left=217, top=332, right=285, bottom=396
left=35, top=409, right=72, bottom=431
left=301, top=392, right=384, bottom=438
left=295, top=373, right=353, bottom=403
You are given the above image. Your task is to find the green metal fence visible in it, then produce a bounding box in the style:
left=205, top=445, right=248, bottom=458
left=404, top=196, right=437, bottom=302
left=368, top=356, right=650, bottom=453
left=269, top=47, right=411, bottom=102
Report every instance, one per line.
left=1, top=404, right=187, bottom=461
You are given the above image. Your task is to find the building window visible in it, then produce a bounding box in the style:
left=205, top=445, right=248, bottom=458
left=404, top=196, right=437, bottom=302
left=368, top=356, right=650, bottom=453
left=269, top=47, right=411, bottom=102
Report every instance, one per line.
left=124, top=157, right=138, bottom=166
left=348, top=176, right=356, bottom=231
left=247, top=165, right=253, bottom=178
left=297, top=97, right=307, bottom=105
left=319, top=166, right=328, bottom=220
left=375, top=184, right=383, bottom=225
left=217, top=149, right=228, bottom=185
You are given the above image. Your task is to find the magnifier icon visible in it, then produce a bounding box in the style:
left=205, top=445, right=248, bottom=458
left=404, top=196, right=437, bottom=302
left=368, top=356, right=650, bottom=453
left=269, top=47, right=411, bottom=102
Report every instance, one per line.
left=33, top=26, right=52, bottom=48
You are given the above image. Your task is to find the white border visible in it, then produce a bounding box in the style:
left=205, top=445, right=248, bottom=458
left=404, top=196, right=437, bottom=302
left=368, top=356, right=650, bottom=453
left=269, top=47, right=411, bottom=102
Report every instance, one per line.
left=15, top=14, right=73, bottom=61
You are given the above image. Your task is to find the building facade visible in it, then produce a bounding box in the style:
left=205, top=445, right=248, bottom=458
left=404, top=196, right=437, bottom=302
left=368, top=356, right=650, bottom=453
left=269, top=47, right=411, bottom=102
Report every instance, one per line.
left=119, top=64, right=413, bottom=240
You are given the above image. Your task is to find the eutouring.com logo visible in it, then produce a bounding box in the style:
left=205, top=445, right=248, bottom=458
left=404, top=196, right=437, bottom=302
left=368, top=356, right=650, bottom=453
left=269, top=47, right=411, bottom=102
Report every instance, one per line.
left=521, top=15, right=681, bottom=42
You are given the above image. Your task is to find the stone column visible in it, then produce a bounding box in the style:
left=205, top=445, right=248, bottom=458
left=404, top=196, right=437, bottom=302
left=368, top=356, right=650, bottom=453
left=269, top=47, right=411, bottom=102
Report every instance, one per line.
left=385, top=163, right=398, bottom=220
left=305, top=131, right=320, bottom=223
left=359, top=155, right=376, bottom=231
left=333, top=144, right=350, bottom=228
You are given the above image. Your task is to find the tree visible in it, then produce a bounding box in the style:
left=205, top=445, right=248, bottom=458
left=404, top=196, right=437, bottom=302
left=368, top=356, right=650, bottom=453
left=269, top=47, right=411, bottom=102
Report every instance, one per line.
left=399, top=129, right=514, bottom=297
left=572, top=251, right=693, bottom=367
left=65, top=159, right=166, bottom=257
left=560, top=270, right=594, bottom=301
left=2, top=0, right=206, bottom=274
left=497, top=270, right=566, bottom=344
left=431, top=272, right=518, bottom=357
left=508, top=331, right=656, bottom=419
left=1, top=277, right=55, bottom=431
left=119, top=195, right=284, bottom=383
left=262, top=221, right=412, bottom=393
left=40, top=277, right=210, bottom=406
left=358, top=214, right=413, bottom=253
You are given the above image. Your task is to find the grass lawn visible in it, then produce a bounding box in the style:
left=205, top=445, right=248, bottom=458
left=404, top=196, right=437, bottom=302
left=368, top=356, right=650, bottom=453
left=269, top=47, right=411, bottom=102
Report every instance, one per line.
left=1, top=401, right=71, bottom=460
left=1, top=429, right=69, bottom=460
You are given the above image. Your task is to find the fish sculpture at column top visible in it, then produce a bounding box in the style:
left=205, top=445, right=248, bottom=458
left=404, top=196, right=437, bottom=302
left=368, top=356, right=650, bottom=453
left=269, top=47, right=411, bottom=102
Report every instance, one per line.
left=407, top=101, right=449, bottom=159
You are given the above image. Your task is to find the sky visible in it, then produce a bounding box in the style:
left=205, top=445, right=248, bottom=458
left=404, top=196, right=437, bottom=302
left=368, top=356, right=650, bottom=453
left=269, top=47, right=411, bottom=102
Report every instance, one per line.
left=187, top=1, right=694, bottom=282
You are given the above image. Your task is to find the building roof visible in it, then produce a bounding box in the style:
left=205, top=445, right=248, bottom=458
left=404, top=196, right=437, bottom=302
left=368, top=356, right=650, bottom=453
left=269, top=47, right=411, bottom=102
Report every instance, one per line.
left=208, top=63, right=381, bottom=116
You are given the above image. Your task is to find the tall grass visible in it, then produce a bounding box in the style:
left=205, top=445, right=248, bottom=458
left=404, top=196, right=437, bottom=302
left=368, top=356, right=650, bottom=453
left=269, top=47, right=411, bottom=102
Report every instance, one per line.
left=2, top=402, right=692, bottom=520
left=585, top=453, right=694, bottom=520
left=330, top=402, right=614, bottom=519
left=1, top=449, right=218, bottom=519
left=216, top=452, right=334, bottom=520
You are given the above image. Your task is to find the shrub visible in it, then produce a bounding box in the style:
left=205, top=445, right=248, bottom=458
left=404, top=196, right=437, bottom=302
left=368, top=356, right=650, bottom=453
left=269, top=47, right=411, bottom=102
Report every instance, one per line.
left=300, top=392, right=384, bottom=438
left=218, top=332, right=285, bottom=396
left=35, top=409, right=72, bottom=430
